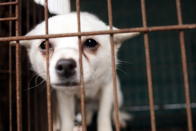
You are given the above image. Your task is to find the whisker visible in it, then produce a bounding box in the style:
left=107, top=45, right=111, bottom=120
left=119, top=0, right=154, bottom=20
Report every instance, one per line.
left=25, top=72, right=46, bottom=91
left=25, top=80, right=46, bottom=91
left=117, top=67, right=128, bottom=76
left=118, top=60, right=132, bottom=65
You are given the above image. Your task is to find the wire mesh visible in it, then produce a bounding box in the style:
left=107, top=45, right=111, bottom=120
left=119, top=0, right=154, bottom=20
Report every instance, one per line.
left=43, top=0, right=53, bottom=131
left=0, top=0, right=195, bottom=131
left=76, top=0, right=87, bottom=130
left=107, top=0, right=121, bottom=130
left=175, top=0, right=193, bottom=130
left=140, top=0, right=157, bottom=131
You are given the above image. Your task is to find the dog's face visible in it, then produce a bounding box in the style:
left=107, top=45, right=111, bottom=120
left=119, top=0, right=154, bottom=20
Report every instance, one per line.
left=20, top=12, right=138, bottom=89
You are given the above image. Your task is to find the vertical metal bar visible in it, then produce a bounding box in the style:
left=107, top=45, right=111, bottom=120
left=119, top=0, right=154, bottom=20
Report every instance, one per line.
left=26, top=66, right=31, bottom=131
left=26, top=0, right=30, bottom=32
left=32, top=0, right=36, bottom=25
left=25, top=0, right=31, bottom=130
left=175, top=0, right=193, bottom=131
left=9, top=0, right=13, bottom=131
left=106, top=0, right=120, bottom=131
left=44, top=0, right=53, bottom=130
left=140, top=0, right=157, bottom=131
left=9, top=31, right=13, bottom=131
left=76, top=0, right=87, bottom=131
left=32, top=1, right=39, bottom=130
left=37, top=4, right=42, bottom=22
left=15, top=0, right=22, bottom=130
left=33, top=85, right=38, bottom=130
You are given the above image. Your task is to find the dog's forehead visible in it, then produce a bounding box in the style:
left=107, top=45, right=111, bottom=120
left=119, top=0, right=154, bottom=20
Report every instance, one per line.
left=26, top=12, right=111, bottom=49
left=51, top=37, right=79, bottom=49
left=27, top=12, right=108, bottom=36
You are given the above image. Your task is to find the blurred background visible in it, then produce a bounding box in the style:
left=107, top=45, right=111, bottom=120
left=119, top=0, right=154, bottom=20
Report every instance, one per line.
left=0, top=0, right=196, bottom=130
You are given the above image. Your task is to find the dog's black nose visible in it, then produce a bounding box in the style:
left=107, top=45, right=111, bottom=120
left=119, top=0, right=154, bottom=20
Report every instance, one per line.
left=55, top=59, right=76, bottom=78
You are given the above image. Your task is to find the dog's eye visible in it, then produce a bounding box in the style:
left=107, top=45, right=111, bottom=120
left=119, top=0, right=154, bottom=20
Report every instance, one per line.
left=39, top=40, right=52, bottom=51
left=83, top=39, right=98, bottom=49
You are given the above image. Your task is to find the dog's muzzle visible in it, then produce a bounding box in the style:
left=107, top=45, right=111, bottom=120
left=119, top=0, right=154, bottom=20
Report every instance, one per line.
left=55, top=58, right=76, bottom=79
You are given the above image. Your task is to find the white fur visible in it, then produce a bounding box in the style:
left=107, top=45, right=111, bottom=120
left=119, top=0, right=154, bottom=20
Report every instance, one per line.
left=21, top=12, right=138, bottom=131
left=34, top=0, right=71, bottom=14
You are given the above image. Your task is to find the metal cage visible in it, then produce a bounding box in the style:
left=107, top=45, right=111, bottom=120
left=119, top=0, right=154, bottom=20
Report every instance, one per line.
left=0, top=0, right=195, bottom=131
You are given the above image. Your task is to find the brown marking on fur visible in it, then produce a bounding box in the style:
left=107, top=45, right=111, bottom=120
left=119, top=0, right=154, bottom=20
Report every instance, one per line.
left=81, top=37, right=100, bottom=60
left=81, top=37, right=99, bottom=62
left=84, top=43, right=100, bottom=55
left=82, top=44, right=100, bottom=62
left=83, top=51, right=89, bottom=61
left=39, top=40, right=54, bottom=57
left=40, top=49, right=54, bottom=59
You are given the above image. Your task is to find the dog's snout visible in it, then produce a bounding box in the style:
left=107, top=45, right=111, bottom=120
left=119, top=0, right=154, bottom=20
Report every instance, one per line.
left=55, top=59, right=76, bottom=78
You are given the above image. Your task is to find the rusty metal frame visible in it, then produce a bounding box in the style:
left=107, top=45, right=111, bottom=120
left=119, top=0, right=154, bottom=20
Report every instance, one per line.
left=43, top=0, right=53, bottom=131
left=0, top=17, right=17, bottom=22
left=0, top=24, right=196, bottom=42
left=0, top=0, right=195, bottom=130
left=8, top=1, right=13, bottom=131
left=107, top=0, right=121, bottom=130
left=76, top=0, right=87, bottom=130
left=176, top=0, right=193, bottom=131
left=15, top=0, right=22, bottom=131
left=141, top=0, right=157, bottom=131
left=0, top=1, right=18, bottom=6
left=25, top=0, right=31, bottom=130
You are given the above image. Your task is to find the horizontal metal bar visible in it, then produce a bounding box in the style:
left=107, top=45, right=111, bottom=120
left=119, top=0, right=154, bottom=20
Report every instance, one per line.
left=124, top=103, right=196, bottom=112
left=0, top=70, right=16, bottom=74
left=0, top=70, right=11, bottom=73
left=0, top=1, right=18, bottom=6
left=0, top=17, right=17, bottom=22
left=0, top=24, right=196, bottom=42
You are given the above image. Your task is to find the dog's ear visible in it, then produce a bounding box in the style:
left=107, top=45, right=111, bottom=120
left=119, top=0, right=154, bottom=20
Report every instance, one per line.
left=34, top=0, right=71, bottom=14
left=10, top=40, right=31, bottom=49
left=113, top=32, right=140, bottom=44
left=111, top=27, right=140, bottom=45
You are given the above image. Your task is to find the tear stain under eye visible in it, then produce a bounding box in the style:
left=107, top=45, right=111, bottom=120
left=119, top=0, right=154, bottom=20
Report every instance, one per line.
left=83, top=52, right=89, bottom=62
left=41, top=49, right=54, bottom=58
left=82, top=43, right=100, bottom=61
left=82, top=45, right=101, bottom=63
left=81, top=37, right=100, bottom=56
left=41, top=47, right=91, bottom=62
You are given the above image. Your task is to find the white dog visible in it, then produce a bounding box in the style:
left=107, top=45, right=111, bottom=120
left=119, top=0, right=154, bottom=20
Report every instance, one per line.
left=19, top=6, right=138, bottom=131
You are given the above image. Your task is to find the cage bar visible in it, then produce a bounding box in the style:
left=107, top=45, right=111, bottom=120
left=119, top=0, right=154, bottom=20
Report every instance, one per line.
left=0, top=70, right=11, bottom=73
left=25, top=0, right=31, bottom=130
left=175, top=0, right=193, bottom=131
left=0, top=1, right=18, bottom=6
left=9, top=43, right=12, bottom=131
left=0, top=24, right=196, bottom=42
left=76, top=0, right=87, bottom=130
left=8, top=1, right=13, bottom=131
left=26, top=66, right=31, bottom=131
left=106, top=0, right=121, bottom=131
left=15, top=0, right=22, bottom=131
left=44, top=0, right=53, bottom=130
left=26, top=0, right=30, bottom=32
left=0, top=0, right=195, bottom=130
left=32, top=1, right=39, bottom=130
left=140, top=0, right=157, bottom=131
left=0, top=17, right=17, bottom=22
left=32, top=0, right=37, bottom=25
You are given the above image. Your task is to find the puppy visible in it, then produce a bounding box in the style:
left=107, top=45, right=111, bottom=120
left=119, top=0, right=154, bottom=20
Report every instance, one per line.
left=19, top=12, right=138, bottom=131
